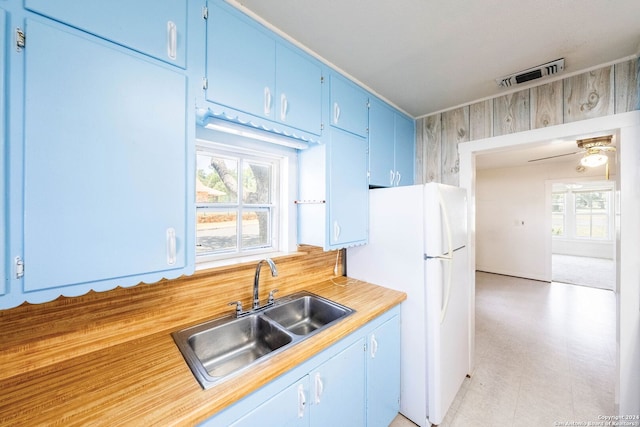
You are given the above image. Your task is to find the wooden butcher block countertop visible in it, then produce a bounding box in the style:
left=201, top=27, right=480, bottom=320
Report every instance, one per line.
left=0, top=276, right=405, bottom=426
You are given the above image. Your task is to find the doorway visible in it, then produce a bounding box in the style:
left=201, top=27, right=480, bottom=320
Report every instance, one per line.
left=459, top=111, right=640, bottom=414
left=550, top=181, right=615, bottom=291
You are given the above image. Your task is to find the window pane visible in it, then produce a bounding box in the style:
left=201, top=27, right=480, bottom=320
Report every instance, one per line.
left=591, top=214, right=608, bottom=238
left=242, top=209, right=271, bottom=249
left=196, top=210, right=238, bottom=254
left=243, top=161, right=272, bottom=204
left=196, top=153, right=238, bottom=204
left=552, top=214, right=564, bottom=236
left=575, top=214, right=591, bottom=238
left=552, top=192, right=565, bottom=213
left=574, top=190, right=610, bottom=239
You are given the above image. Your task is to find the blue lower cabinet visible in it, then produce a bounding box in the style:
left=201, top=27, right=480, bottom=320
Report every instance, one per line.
left=230, top=378, right=310, bottom=427
left=201, top=307, right=401, bottom=427
left=366, top=315, right=402, bottom=427
left=0, top=17, right=192, bottom=309
left=310, top=339, right=366, bottom=426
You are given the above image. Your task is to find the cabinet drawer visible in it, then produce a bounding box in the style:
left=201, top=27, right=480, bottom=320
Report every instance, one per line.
left=24, top=0, right=187, bottom=68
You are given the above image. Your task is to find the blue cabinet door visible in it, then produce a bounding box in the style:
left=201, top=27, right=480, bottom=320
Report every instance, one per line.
left=230, top=378, right=310, bottom=427
left=310, top=339, right=366, bottom=426
left=275, top=45, right=322, bottom=135
left=22, top=19, right=187, bottom=293
left=328, top=128, right=368, bottom=248
left=329, top=74, right=368, bottom=138
left=206, top=3, right=275, bottom=121
left=394, top=113, right=415, bottom=187
left=366, top=315, right=401, bottom=427
left=368, top=98, right=396, bottom=187
left=0, top=7, right=6, bottom=295
left=24, top=0, right=187, bottom=68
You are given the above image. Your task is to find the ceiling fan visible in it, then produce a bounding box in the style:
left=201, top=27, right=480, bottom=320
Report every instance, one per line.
left=528, top=135, right=616, bottom=167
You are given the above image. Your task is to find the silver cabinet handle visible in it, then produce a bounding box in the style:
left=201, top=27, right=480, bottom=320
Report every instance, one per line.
left=280, top=93, right=288, bottom=121
left=370, top=333, right=378, bottom=358
left=314, top=372, right=324, bottom=404
left=264, top=87, right=272, bottom=116
left=333, top=102, right=340, bottom=124
left=166, top=227, right=176, bottom=265
left=166, top=21, right=177, bottom=60
left=297, top=383, right=306, bottom=418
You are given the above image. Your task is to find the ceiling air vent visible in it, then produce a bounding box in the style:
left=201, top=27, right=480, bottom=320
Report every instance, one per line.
left=496, top=58, right=565, bottom=88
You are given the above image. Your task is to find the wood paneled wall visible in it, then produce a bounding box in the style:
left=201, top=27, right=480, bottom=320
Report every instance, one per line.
left=416, top=58, right=640, bottom=185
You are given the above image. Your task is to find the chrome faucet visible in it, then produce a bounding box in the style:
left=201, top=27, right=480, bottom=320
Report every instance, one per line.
left=253, top=258, right=278, bottom=309
left=229, top=258, right=279, bottom=317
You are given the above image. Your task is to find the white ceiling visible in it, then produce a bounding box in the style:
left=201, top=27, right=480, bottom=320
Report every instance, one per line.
left=230, top=0, right=640, bottom=119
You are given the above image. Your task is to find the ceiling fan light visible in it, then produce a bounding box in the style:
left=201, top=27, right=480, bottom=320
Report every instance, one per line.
left=580, top=153, right=608, bottom=167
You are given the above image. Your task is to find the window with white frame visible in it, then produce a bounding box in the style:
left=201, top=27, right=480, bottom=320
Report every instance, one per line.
left=196, top=145, right=281, bottom=261
left=551, top=183, right=613, bottom=241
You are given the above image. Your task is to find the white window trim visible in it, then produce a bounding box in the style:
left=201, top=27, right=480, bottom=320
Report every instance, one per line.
left=195, top=126, right=299, bottom=270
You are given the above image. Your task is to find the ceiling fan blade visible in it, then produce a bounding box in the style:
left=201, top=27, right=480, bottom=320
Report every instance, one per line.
left=528, top=151, right=580, bottom=162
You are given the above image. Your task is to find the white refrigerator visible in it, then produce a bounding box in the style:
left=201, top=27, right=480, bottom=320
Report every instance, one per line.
left=347, top=183, right=470, bottom=426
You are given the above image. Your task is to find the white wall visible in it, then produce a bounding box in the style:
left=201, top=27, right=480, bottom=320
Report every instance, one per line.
left=476, top=161, right=610, bottom=281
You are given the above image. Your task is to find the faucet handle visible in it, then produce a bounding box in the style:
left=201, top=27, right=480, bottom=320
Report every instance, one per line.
left=268, top=289, right=279, bottom=304
left=228, top=301, right=243, bottom=316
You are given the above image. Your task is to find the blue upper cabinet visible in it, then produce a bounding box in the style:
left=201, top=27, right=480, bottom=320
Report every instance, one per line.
left=393, top=113, right=415, bottom=186
left=368, top=97, right=415, bottom=187
left=368, top=98, right=396, bottom=187
left=297, top=126, right=369, bottom=251
left=23, top=0, right=187, bottom=68
left=276, top=44, right=322, bottom=135
left=206, top=2, right=275, bottom=121
left=205, top=2, right=322, bottom=137
left=329, top=73, right=369, bottom=138
left=0, top=7, right=6, bottom=295
left=0, top=17, right=192, bottom=308
left=328, top=128, right=369, bottom=249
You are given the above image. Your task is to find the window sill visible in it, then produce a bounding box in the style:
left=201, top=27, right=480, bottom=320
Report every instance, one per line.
left=194, top=250, right=309, bottom=274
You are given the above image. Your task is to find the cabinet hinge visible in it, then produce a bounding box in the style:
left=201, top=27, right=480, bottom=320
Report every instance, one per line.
left=320, top=122, right=324, bottom=131
left=202, top=6, right=209, bottom=20
left=363, top=342, right=367, bottom=352
left=202, top=77, right=208, bottom=90
left=320, top=75, right=324, bottom=84
left=366, top=100, right=370, bottom=109
left=16, top=28, right=25, bottom=51
left=15, top=257, right=24, bottom=279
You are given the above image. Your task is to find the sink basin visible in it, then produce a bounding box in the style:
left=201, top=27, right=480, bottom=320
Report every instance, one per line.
left=188, top=315, right=292, bottom=378
left=172, top=291, right=354, bottom=389
left=262, top=294, right=351, bottom=336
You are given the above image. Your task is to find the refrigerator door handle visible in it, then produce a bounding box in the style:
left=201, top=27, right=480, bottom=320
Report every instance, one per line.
left=438, top=188, right=454, bottom=323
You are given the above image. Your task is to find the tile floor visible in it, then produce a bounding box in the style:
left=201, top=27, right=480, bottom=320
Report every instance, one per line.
left=389, top=272, right=616, bottom=427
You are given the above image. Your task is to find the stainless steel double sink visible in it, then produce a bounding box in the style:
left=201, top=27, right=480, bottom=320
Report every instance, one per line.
left=171, top=291, right=354, bottom=389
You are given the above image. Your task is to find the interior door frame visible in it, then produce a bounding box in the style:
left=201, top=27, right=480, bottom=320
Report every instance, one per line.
left=458, top=110, right=640, bottom=415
